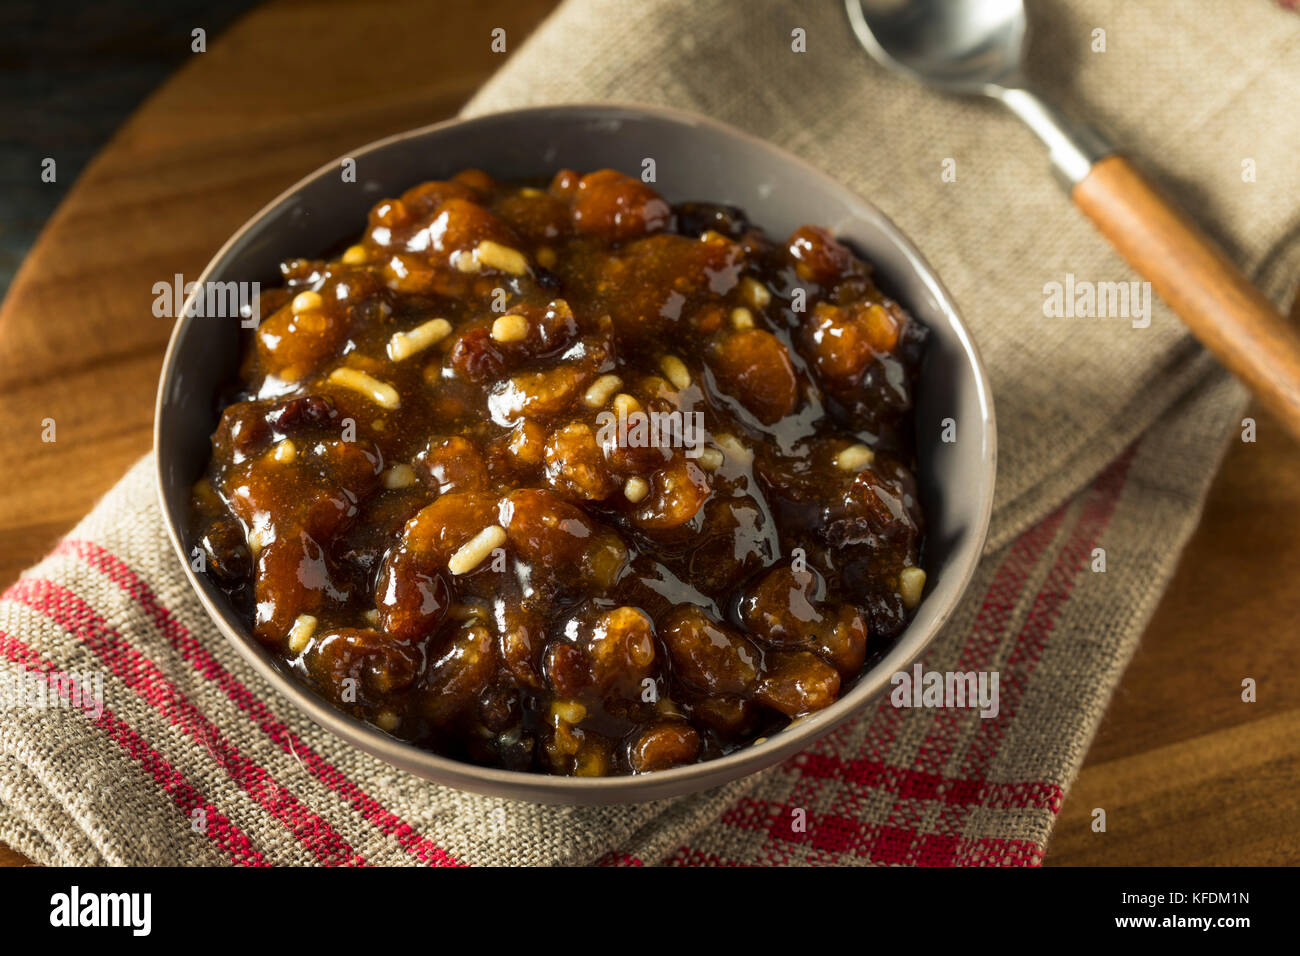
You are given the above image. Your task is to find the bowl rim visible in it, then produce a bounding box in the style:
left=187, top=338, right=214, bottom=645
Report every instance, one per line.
left=155, top=101, right=997, bottom=803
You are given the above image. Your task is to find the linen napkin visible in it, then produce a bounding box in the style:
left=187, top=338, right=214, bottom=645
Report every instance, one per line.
left=1, top=0, right=1298, bottom=866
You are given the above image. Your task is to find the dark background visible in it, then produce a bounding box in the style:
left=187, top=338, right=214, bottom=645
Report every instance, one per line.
left=0, top=1, right=259, bottom=297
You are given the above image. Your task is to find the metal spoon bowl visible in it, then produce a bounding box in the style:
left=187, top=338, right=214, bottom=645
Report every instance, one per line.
left=846, top=0, right=1107, bottom=183
left=846, top=0, right=1028, bottom=95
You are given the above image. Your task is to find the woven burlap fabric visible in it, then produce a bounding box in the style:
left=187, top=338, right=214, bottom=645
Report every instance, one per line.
left=0, top=0, right=1296, bottom=865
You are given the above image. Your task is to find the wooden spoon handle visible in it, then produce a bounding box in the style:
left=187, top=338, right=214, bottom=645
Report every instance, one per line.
left=1073, top=154, right=1300, bottom=436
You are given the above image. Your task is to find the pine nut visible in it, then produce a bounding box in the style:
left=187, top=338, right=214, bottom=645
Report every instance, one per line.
left=387, top=317, right=451, bottom=361
left=327, top=367, right=401, bottom=409
left=491, top=313, right=530, bottom=343
left=731, top=306, right=754, bottom=330
left=612, top=393, right=642, bottom=418
left=375, top=710, right=400, bottom=731
left=536, top=246, right=557, bottom=269
left=740, top=276, right=771, bottom=309
left=474, top=240, right=529, bottom=275
left=341, top=244, right=367, bottom=265
left=835, top=444, right=875, bottom=471
left=714, top=432, right=752, bottom=466
left=656, top=697, right=684, bottom=718
left=659, top=355, right=691, bottom=390
left=583, top=374, right=624, bottom=408
left=899, top=566, right=926, bottom=610
left=448, top=524, right=506, bottom=575
left=382, top=464, right=417, bottom=489
left=697, top=447, right=725, bottom=471
left=291, top=290, right=322, bottom=313
left=246, top=528, right=266, bottom=558
left=623, top=476, right=650, bottom=503
left=551, top=698, right=588, bottom=726
left=287, top=614, right=317, bottom=654
left=450, top=600, right=491, bottom=622
left=270, top=439, right=296, bottom=464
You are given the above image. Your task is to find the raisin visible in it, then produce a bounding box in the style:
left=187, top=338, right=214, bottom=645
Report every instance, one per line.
left=419, top=624, right=497, bottom=724
left=544, top=422, right=615, bottom=501
left=375, top=553, right=450, bottom=641
left=629, top=722, right=701, bottom=772
left=707, top=328, right=799, bottom=424
left=571, top=169, right=671, bottom=242
left=417, top=436, right=490, bottom=495
left=310, top=628, right=421, bottom=706
left=673, top=202, right=751, bottom=240
left=425, top=198, right=518, bottom=258
left=197, top=514, right=251, bottom=584
left=754, top=651, right=841, bottom=717
left=661, top=605, right=761, bottom=695
left=448, top=326, right=506, bottom=384
left=501, top=488, right=628, bottom=588
left=398, top=179, right=480, bottom=217
left=630, top=455, right=711, bottom=534
left=786, top=225, right=864, bottom=286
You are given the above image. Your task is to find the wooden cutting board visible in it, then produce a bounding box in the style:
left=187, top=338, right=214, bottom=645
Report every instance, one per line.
left=1, top=0, right=1297, bottom=867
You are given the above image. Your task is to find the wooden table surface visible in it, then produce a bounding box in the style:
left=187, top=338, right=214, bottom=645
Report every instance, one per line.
left=1, top=0, right=1297, bottom=867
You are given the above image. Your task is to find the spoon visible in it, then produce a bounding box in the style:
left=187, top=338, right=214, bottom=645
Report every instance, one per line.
left=846, top=0, right=1300, bottom=438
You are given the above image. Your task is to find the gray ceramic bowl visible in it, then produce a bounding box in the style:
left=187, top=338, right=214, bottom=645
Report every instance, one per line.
left=156, top=103, right=996, bottom=805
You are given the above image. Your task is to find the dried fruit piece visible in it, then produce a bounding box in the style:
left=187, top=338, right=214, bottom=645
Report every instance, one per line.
left=629, top=722, right=701, bottom=773
left=544, top=422, right=615, bottom=501
left=571, top=169, right=671, bottom=242
left=418, top=624, right=497, bottom=724
left=309, top=627, right=421, bottom=707
left=707, top=328, right=799, bottom=424
left=786, top=225, right=863, bottom=286
left=661, top=605, right=761, bottom=695
left=754, top=651, right=841, bottom=717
